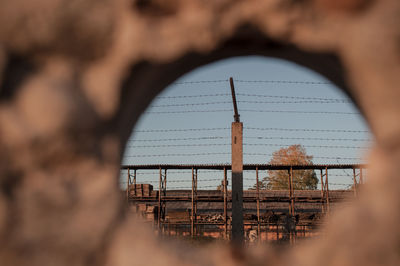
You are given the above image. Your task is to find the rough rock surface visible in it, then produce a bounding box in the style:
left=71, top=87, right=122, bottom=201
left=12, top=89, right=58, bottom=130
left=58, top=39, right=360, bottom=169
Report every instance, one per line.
left=0, top=0, right=399, bottom=265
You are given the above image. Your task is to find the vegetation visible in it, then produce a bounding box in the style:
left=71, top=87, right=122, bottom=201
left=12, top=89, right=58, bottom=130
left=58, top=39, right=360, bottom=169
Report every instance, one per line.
left=254, top=145, right=318, bottom=190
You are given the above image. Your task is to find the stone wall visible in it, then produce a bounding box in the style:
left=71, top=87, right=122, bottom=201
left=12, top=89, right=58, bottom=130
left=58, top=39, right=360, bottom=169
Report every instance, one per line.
left=0, top=0, right=399, bottom=265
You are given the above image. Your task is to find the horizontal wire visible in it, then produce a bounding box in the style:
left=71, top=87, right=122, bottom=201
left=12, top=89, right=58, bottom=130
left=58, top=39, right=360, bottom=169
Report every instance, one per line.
left=127, top=136, right=371, bottom=142
left=143, top=109, right=359, bottom=115
left=133, top=127, right=369, bottom=133
left=172, top=79, right=229, bottom=84
left=236, top=93, right=348, bottom=101
left=243, top=143, right=369, bottom=149
left=241, top=109, right=359, bottom=115
left=123, top=152, right=362, bottom=160
left=155, top=93, right=349, bottom=101
left=133, top=127, right=229, bottom=133
left=126, top=143, right=368, bottom=149
left=144, top=109, right=232, bottom=114
left=156, top=93, right=231, bottom=99
left=170, top=79, right=331, bottom=85
left=127, top=143, right=230, bottom=148
left=234, top=79, right=330, bottom=84
left=127, top=136, right=228, bottom=142
left=124, top=152, right=231, bottom=158
left=150, top=100, right=350, bottom=108
left=244, top=153, right=362, bottom=160
left=245, top=136, right=371, bottom=142
left=246, top=127, right=369, bottom=133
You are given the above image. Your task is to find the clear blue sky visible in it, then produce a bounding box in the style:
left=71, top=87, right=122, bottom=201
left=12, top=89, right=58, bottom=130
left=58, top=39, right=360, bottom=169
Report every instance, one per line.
left=120, top=56, right=372, bottom=190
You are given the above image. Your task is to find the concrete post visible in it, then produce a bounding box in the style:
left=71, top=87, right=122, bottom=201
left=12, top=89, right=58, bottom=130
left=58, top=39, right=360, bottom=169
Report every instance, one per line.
left=231, top=122, right=243, bottom=244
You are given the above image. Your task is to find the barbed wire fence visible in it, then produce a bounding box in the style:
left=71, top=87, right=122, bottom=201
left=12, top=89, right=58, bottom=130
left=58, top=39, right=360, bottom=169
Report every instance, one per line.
left=121, top=79, right=371, bottom=191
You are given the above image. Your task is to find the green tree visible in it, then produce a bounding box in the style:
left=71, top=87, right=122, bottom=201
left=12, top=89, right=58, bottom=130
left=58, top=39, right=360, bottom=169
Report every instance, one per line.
left=262, top=145, right=318, bottom=190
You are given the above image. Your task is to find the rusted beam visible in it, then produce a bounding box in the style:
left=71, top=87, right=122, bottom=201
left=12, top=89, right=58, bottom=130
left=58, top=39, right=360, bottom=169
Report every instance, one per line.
left=191, top=167, right=194, bottom=237
left=158, top=167, right=162, bottom=229
left=320, top=169, right=325, bottom=213
left=325, top=167, right=330, bottom=214
left=256, top=166, right=260, bottom=241
left=121, top=164, right=367, bottom=171
left=127, top=168, right=130, bottom=200
left=353, top=168, right=357, bottom=197
left=223, top=167, right=228, bottom=239
left=133, top=169, right=137, bottom=197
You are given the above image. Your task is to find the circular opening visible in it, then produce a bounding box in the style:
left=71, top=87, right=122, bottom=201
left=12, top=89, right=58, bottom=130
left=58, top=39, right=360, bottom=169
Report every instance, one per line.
left=120, top=56, right=372, bottom=245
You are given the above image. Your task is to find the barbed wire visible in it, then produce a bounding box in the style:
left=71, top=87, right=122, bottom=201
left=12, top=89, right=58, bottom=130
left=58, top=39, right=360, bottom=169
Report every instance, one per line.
left=126, top=143, right=369, bottom=149
left=172, top=79, right=229, bottom=84
left=156, top=93, right=231, bottom=99
left=133, top=127, right=229, bottom=133
left=123, top=152, right=363, bottom=160
left=246, top=127, right=369, bottom=133
left=241, top=109, right=359, bottom=115
left=149, top=100, right=351, bottom=108
left=234, top=79, right=331, bottom=85
left=169, top=79, right=332, bottom=85
left=245, top=136, right=371, bottom=142
left=133, top=127, right=369, bottom=133
left=236, top=93, right=348, bottom=101
left=143, top=109, right=360, bottom=115
left=128, top=136, right=371, bottom=143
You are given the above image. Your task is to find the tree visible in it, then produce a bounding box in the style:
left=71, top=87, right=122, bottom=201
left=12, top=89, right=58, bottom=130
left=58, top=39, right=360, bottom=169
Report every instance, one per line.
left=249, top=180, right=266, bottom=190
left=261, top=145, right=318, bottom=190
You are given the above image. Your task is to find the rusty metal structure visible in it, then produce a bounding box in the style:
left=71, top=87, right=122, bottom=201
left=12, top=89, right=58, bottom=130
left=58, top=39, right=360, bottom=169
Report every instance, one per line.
left=123, top=163, right=366, bottom=243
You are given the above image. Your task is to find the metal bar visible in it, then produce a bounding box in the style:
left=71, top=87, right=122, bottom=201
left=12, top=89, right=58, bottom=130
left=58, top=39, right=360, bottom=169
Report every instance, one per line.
left=287, top=169, right=292, bottom=215
left=121, top=163, right=368, bottom=171
left=158, top=167, right=162, bottom=229
left=191, top=167, right=194, bottom=236
left=163, top=169, right=167, bottom=222
left=290, top=167, right=295, bottom=216
left=223, top=167, right=228, bottom=239
left=353, top=168, right=357, bottom=197
left=194, top=169, right=198, bottom=236
left=320, top=169, right=325, bottom=214
left=360, top=167, right=364, bottom=184
left=133, top=169, right=137, bottom=196
left=127, top=168, right=130, bottom=200
left=229, top=77, right=240, bottom=123
left=325, top=167, right=330, bottom=213
left=256, top=166, right=260, bottom=241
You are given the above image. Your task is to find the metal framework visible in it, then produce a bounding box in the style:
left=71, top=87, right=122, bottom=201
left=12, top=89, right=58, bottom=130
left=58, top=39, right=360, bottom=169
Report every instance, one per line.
left=123, top=163, right=367, bottom=242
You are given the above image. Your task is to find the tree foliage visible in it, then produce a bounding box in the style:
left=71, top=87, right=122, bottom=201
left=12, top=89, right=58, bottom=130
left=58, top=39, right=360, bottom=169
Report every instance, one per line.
left=261, top=145, right=318, bottom=190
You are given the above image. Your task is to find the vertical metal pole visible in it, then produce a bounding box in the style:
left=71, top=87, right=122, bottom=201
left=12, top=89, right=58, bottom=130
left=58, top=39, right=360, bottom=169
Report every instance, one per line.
left=353, top=168, right=357, bottom=197
left=287, top=169, right=292, bottom=215
left=231, top=122, right=244, bottom=244
left=191, top=167, right=194, bottom=237
left=158, top=167, right=162, bottom=229
left=133, top=169, right=137, bottom=196
left=320, top=169, right=325, bottom=214
left=223, top=167, right=228, bottom=239
left=290, top=167, right=295, bottom=216
left=127, top=168, right=130, bottom=200
left=194, top=169, right=198, bottom=236
left=163, top=169, right=167, bottom=232
left=290, top=167, right=296, bottom=244
left=256, top=167, right=260, bottom=241
left=360, top=167, right=364, bottom=184
left=325, top=167, right=330, bottom=214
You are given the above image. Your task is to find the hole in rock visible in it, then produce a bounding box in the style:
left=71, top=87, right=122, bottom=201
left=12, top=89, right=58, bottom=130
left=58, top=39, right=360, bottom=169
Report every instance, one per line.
left=120, top=56, right=372, bottom=247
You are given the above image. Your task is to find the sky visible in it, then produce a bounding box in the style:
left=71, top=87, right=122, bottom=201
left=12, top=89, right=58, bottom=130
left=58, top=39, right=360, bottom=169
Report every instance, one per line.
left=120, top=56, right=372, bottom=190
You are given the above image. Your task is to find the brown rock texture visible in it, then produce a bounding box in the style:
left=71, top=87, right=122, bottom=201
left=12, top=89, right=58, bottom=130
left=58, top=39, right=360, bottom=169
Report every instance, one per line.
left=0, top=0, right=399, bottom=265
